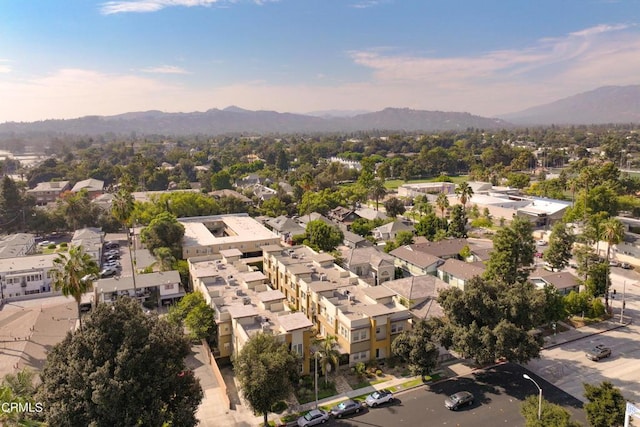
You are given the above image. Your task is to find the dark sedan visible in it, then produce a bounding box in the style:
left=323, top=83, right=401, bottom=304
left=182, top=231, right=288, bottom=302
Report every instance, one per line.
left=330, top=399, right=363, bottom=418
left=444, top=391, right=474, bottom=410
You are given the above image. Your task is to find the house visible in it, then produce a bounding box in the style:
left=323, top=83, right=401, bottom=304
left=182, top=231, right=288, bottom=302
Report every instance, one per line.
left=0, top=234, right=36, bottom=259
left=436, top=258, right=486, bottom=291
left=70, top=178, right=104, bottom=198
left=264, top=216, right=306, bottom=243
left=26, top=181, right=71, bottom=205
left=390, top=245, right=442, bottom=276
left=251, top=184, right=277, bottom=202
left=209, top=189, right=252, bottom=206
left=382, top=275, right=449, bottom=320
left=372, top=220, right=415, bottom=241
left=71, top=228, right=104, bottom=263
left=234, top=173, right=263, bottom=188
left=296, top=212, right=334, bottom=228
left=355, top=207, right=388, bottom=222
left=529, top=269, right=580, bottom=296
left=341, top=246, right=395, bottom=286
left=342, top=230, right=370, bottom=249
left=328, top=206, right=360, bottom=226
left=411, top=238, right=469, bottom=260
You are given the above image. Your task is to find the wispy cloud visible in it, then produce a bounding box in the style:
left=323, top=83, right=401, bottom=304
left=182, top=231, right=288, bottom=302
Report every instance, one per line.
left=139, top=65, right=191, bottom=74
left=350, top=1, right=382, bottom=9
left=100, top=0, right=275, bottom=15
left=0, top=61, right=10, bottom=74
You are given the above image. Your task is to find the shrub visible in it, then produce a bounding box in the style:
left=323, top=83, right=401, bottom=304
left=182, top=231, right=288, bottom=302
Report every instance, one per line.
left=271, top=401, right=287, bottom=413
left=59, top=242, right=68, bottom=248
left=47, top=243, right=56, bottom=249
left=376, top=370, right=383, bottom=377
left=590, top=298, right=606, bottom=317
left=354, top=362, right=366, bottom=378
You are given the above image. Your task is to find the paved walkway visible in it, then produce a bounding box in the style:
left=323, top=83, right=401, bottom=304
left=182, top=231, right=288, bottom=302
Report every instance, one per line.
left=541, top=318, right=629, bottom=350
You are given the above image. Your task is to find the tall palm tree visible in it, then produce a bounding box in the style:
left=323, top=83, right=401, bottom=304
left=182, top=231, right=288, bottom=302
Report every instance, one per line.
left=435, top=192, right=450, bottom=218
left=455, top=181, right=474, bottom=212
left=601, top=218, right=625, bottom=263
left=313, top=334, right=341, bottom=385
left=111, top=189, right=134, bottom=228
left=50, top=245, right=99, bottom=332
left=369, top=179, right=387, bottom=211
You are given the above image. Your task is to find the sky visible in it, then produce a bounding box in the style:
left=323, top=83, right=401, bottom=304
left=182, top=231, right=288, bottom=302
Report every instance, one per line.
left=1, top=0, right=640, bottom=123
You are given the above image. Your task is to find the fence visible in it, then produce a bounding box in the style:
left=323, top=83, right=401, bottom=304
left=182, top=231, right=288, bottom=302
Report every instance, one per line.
left=201, top=339, right=231, bottom=410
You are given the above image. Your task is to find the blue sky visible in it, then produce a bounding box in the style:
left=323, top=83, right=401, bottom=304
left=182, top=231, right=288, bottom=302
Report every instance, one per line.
left=1, top=0, right=640, bottom=122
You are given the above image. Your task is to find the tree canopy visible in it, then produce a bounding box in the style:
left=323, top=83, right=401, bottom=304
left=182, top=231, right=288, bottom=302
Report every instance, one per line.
left=234, top=333, right=300, bottom=426
left=304, top=220, right=344, bottom=252
left=37, top=297, right=202, bottom=427
left=391, top=319, right=439, bottom=380
left=140, top=212, right=185, bottom=259
left=583, top=381, right=627, bottom=427
left=484, top=216, right=535, bottom=285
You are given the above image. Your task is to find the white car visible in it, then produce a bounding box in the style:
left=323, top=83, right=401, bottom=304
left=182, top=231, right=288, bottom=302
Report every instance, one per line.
left=297, top=409, right=329, bottom=426
left=365, top=389, right=395, bottom=407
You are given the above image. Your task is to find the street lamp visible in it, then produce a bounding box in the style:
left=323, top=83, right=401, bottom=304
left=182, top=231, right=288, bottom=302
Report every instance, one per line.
left=314, top=351, right=319, bottom=409
left=523, top=374, right=542, bottom=420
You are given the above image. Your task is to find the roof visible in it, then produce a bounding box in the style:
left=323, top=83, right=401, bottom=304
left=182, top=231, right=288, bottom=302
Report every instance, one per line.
left=412, top=238, right=468, bottom=258
left=0, top=253, right=57, bottom=272
left=374, top=220, right=414, bottom=234
left=95, top=270, right=181, bottom=293
left=438, top=258, right=486, bottom=281
left=343, top=246, right=394, bottom=267
left=180, top=215, right=278, bottom=249
left=257, top=289, right=286, bottom=303
left=0, top=234, right=35, bottom=259
left=355, top=207, right=388, bottom=221
left=389, top=246, right=441, bottom=269
left=209, top=189, right=252, bottom=203
left=278, top=312, right=313, bottom=332
left=530, top=269, right=579, bottom=290
left=266, top=216, right=306, bottom=234
left=71, top=178, right=104, bottom=193
left=382, top=275, right=448, bottom=302
left=27, top=181, right=70, bottom=192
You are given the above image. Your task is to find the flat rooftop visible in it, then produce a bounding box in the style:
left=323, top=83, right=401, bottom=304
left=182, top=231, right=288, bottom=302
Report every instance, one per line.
left=181, top=215, right=278, bottom=248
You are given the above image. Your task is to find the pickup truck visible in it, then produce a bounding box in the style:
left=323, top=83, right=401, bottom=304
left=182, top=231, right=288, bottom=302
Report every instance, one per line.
left=586, top=344, right=612, bottom=361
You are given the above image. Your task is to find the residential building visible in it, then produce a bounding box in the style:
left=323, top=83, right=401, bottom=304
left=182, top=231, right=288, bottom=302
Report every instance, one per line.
left=529, top=269, right=580, bottom=296
left=71, top=228, right=104, bottom=263
left=397, top=182, right=456, bottom=199
left=26, top=181, right=70, bottom=205
left=263, top=245, right=413, bottom=366
left=93, top=270, right=184, bottom=305
left=355, top=207, right=388, bottom=222
left=189, top=252, right=314, bottom=373
left=436, top=259, right=486, bottom=291
left=381, top=275, right=448, bottom=321
left=342, top=230, right=370, bottom=249
left=372, top=220, right=415, bottom=241
left=410, top=238, right=469, bottom=260
left=264, top=216, right=306, bottom=243
left=0, top=234, right=36, bottom=259
left=340, top=246, right=395, bottom=286
left=179, top=214, right=280, bottom=259
left=389, top=245, right=442, bottom=276
left=0, top=254, right=57, bottom=299
left=70, top=178, right=105, bottom=198
left=328, top=206, right=360, bottom=226
left=209, top=189, right=253, bottom=206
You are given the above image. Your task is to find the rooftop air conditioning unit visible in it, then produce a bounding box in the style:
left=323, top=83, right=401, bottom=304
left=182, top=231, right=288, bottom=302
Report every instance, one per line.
left=235, top=289, right=243, bottom=296
left=243, top=296, right=251, bottom=305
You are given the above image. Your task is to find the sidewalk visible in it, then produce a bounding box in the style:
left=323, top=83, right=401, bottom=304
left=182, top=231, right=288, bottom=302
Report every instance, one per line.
left=541, top=318, right=629, bottom=350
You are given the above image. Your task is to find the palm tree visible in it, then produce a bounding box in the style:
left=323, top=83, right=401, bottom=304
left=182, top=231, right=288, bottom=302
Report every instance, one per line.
left=601, top=218, right=625, bottom=263
left=435, top=192, right=450, bottom=218
left=369, top=179, right=387, bottom=211
left=313, top=334, right=341, bottom=385
left=455, top=181, right=474, bottom=212
left=50, top=245, right=99, bottom=332
left=111, top=189, right=134, bottom=228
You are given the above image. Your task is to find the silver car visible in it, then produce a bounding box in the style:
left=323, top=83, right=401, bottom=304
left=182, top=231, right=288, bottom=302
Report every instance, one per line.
left=365, top=389, right=394, bottom=407
left=297, top=409, right=329, bottom=426
left=444, top=391, right=474, bottom=410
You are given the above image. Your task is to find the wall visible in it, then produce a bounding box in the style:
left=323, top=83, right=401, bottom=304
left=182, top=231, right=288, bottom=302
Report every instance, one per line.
left=201, top=339, right=231, bottom=409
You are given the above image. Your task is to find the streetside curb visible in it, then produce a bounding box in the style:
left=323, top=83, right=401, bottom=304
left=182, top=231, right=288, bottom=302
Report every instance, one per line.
left=542, top=321, right=630, bottom=351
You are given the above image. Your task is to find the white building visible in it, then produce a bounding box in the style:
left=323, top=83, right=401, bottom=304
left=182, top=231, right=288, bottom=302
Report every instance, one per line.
left=0, top=254, right=57, bottom=299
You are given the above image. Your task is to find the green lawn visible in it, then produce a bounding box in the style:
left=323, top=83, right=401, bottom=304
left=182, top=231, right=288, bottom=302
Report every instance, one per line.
left=384, top=175, right=470, bottom=190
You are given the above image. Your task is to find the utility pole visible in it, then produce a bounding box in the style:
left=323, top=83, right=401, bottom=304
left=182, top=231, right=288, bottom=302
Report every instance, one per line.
left=620, top=280, right=627, bottom=324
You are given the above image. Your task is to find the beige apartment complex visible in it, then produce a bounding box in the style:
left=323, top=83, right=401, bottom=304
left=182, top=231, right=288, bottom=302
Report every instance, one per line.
left=189, top=249, right=314, bottom=374
left=262, top=245, right=413, bottom=366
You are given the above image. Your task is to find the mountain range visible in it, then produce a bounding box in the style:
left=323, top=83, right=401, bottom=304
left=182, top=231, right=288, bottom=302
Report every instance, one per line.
left=1, top=85, right=639, bottom=138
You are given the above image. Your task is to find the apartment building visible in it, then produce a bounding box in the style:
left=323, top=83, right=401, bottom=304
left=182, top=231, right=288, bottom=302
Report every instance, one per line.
left=263, top=245, right=413, bottom=366
left=180, top=214, right=280, bottom=259
left=190, top=250, right=314, bottom=373
left=0, top=254, right=57, bottom=299
left=70, top=178, right=105, bottom=199
left=93, top=270, right=184, bottom=305
left=26, top=181, right=71, bottom=205
left=0, top=234, right=36, bottom=259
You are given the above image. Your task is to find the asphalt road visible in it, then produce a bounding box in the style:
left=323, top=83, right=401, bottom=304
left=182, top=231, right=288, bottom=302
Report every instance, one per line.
left=328, top=363, right=586, bottom=427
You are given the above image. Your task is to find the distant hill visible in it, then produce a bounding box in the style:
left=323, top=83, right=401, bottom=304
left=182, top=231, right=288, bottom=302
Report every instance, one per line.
left=0, top=107, right=509, bottom=138
left=500, top=85, right=640, bottom=125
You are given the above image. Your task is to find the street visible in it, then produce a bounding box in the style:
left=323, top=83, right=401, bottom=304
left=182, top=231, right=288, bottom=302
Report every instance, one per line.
left=330, top=363, right=586, bottom=427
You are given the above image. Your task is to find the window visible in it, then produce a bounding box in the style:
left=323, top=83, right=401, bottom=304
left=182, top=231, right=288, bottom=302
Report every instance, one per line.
left=339, top=324, right=349, bottom=339
left=351, top=329, right=368, bottom=342
left=164, top=284, right=174, bottom=290
left=391, top=323, right=404, bottom=334
left=292, top=343, right=303, bottom=355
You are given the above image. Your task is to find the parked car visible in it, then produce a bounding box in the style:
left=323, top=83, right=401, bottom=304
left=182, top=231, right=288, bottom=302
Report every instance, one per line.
left=104, top=242, right=120, bottom=250
left=330, top=399, right=362, bottom=418
left=297, top=409, right=329, bottom=426
left=103, top=261, right=122, bottom=270
left=536, top=240, right=547, bottom=246
left=81, top=274, right=97, bottom=283
left=365, top=389, right=395, bottom=407
left=99, top=267, right=118, bottom=278
left=609, top=260, right=620, bottom=267
left=620, top=262, right=632, bottom=269
left=104, top=249, right=120, bottom=256
left=104, top=253, right=120, bottom=260
left=445, top=391, right=474, bottom=410
left=586, top=344, right=612, bottom=361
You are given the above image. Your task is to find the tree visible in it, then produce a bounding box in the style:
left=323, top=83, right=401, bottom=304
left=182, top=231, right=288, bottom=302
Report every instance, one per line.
left=446, top=205, right=466, bottom=238
left=369, top=179, right=387, bottom=211
left=544, top=222, right=575, bottom=271
left=391, top=320, right=439, bottom=380
left=154, top=246, right=176, bottom=271
left=520, top=395, right=581, bottom=427
left=394, top=230, right=415, bottom=247
left=485, top=216, right=535, bottom=285
left=455, top=181, right=474, bottom=211
left=584, top=262, right=610, bottom=299
left=415, top=212, right=448, bottom=240
left=167, top=292, right=218, bottom=344
left=583, top=381, right=626, bottom=427
left=304, top=220, right=344, bottom=252
left=0, top=368, right=42, bottom=426
left=384, top=197, right=406, bottom=218
left=234, top=333, right=300, bottom=427
left=141, top=212, right=185, bottom=259
left=436, top=276, right=543, bottom=365
left=37, top=297, right=202, bottom=427
left=111, top=188, right=134, bottom=227
left=313, top=334, right=341, bottom=385
left=50, top=245, right=99, bottom=332
left=601, top=218, right=625, bottom=264
left=436, top=192, right=450, bottom=218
